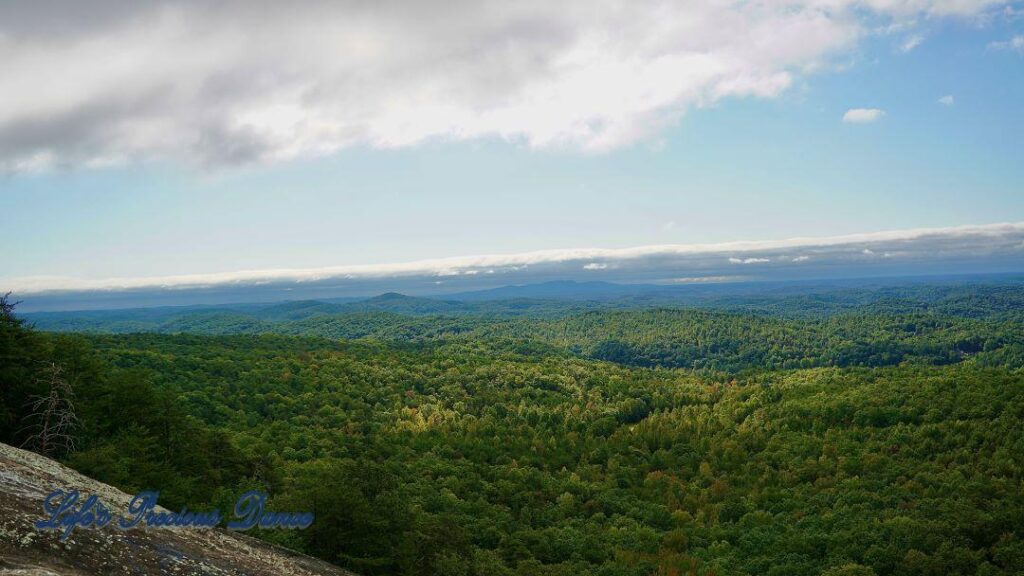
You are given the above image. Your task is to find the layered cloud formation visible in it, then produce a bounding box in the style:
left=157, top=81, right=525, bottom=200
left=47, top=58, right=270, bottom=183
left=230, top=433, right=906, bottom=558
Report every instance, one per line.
left=0, top=0, right=1011, bottom=171
left=6, top=223, right=1024, bottom=307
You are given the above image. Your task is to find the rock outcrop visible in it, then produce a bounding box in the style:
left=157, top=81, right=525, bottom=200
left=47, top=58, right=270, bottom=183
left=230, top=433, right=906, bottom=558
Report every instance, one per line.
left=0, top=442, right=354, bottom=576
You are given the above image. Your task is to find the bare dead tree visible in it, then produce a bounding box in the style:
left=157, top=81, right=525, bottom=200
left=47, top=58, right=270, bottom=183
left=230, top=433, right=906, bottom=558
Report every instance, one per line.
left=20, top=362, right=78, bottom=457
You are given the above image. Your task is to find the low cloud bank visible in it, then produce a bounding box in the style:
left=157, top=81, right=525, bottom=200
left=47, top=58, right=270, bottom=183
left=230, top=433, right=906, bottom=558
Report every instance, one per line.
left=7, top=222, right=1024, bottom=310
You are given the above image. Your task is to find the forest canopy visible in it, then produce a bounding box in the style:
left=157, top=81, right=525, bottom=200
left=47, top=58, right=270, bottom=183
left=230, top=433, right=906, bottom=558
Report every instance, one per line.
left=3, top=281, right=1024, bottom=576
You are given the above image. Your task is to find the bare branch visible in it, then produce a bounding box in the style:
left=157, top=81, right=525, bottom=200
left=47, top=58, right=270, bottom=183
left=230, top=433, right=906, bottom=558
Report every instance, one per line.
left=20, top=362, right=78, bottom=457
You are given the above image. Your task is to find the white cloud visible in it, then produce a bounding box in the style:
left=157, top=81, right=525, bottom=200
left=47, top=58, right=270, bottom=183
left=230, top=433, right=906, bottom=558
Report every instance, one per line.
left=729, top=257, right=772, bottom=264
left=900, top=34, right=925, bottom=52
left=843, top=108, right=887, bottom=123
left=863, top=248, right=875, bottom=254
left=583, top=263, right=608, bottom=270
left=0, top=1, right=1010, bottom=171
left=671, top=276, right=743, bottom=283
left=792, top=255, right=811, bottom=262
left=4, top=222, right=1023, bottom=294
left=988, top=35, right=1024, bottom=52
left=938, top=95, right=955, bottom=105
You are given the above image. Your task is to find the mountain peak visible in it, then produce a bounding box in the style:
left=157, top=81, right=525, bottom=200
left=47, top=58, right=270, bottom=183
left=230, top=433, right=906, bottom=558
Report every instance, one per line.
left=368, top=292, right=413, bottom=301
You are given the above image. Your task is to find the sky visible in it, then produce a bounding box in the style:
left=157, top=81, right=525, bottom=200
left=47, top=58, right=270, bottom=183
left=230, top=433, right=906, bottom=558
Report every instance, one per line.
left=2, top=1, right=1023, bottom=307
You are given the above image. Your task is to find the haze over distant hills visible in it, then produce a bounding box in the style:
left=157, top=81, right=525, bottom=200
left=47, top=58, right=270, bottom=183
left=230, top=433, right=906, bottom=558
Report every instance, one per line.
left=18, top=274, right=1024, bottom=380
left=22, top=273, right=1024, bottom=331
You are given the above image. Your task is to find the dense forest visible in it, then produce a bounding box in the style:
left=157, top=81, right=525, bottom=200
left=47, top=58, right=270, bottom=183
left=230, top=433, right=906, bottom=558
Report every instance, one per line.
left=24, top=280, right=1024, bottom=373
left=3, top=280, right=1024, bottom=576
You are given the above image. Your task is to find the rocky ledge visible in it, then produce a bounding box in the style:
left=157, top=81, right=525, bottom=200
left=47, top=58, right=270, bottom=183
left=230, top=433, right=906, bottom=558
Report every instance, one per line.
left=0, top=442, right=354, bottom=576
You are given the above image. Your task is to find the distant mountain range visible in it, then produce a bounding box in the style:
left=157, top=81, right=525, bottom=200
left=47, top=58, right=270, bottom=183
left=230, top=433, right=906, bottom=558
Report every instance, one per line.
left=445, top=280, right=666, bottom=300
left=20, top=273, right=1024, bottom=333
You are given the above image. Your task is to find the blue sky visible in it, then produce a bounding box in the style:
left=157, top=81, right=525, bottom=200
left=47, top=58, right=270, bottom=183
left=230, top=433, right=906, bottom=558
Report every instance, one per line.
left=2, top=1, right=1023, bottom=301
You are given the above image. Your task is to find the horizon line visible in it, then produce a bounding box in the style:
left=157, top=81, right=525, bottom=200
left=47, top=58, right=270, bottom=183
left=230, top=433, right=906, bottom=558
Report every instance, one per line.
left=5, top=221, right=1024, bottom=298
